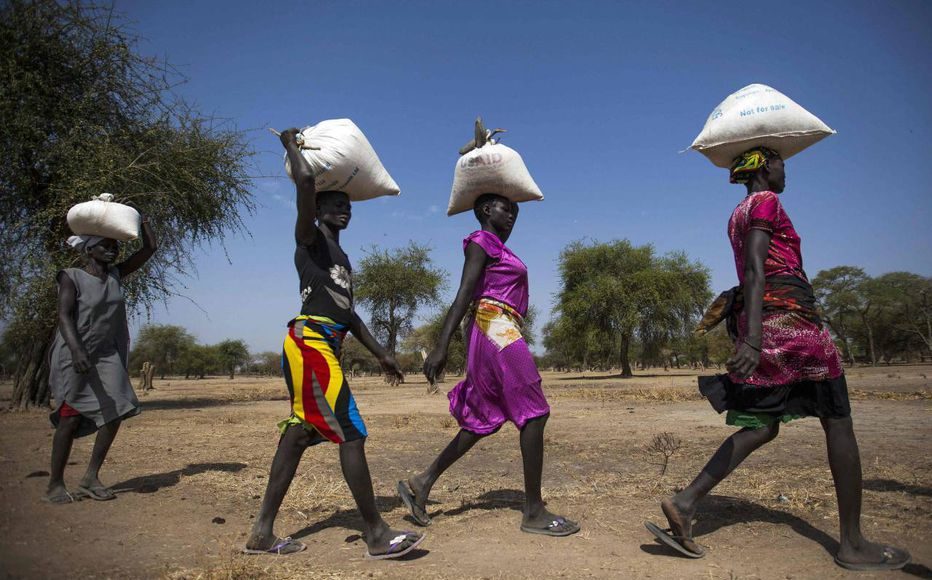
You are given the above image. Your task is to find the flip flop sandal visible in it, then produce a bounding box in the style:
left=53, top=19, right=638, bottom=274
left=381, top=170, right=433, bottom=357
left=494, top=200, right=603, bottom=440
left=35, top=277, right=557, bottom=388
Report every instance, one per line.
left=242, top=536, right=307, bottom=556
left=397, top=481, right=432, bottom=526
left=43, top=490, right=79, bottom=504
left=645, top=521, right=706, bottom=559
left=366, top=532, right=426, bottom=560
left=834, top=546, right=911, bottom=571
left=520, top=516, right=580, bottom=537
left=76, top=485, right=116, bottom=501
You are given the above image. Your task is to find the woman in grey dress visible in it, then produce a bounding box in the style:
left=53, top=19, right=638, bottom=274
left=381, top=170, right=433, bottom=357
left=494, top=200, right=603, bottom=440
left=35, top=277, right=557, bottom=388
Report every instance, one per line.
left=46, top=212, right=157, bottom=503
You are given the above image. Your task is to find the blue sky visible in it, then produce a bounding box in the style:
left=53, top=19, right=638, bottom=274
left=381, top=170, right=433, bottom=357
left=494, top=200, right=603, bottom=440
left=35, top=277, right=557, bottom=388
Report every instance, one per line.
left=119, top=0, right=932, bottom=355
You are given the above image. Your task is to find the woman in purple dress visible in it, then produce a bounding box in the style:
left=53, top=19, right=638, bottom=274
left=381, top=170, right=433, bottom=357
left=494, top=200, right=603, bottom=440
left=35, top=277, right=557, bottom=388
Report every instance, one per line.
left=646, top=147, right=910, bottom=571
left=398, top=193, right=578, bottom=537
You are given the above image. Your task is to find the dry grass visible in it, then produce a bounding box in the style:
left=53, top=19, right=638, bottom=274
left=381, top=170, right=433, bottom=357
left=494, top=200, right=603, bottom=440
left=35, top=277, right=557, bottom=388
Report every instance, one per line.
left=164, top=555, right=273, bottom=580
left=849, top=389, right=931, bottom=401
left=550, top=386, right=703, bottom=403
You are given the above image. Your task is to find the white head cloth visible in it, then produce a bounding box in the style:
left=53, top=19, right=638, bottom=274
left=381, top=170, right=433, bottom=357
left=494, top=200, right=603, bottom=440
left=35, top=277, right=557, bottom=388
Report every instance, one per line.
left=67, top=235, right=105, bottom=251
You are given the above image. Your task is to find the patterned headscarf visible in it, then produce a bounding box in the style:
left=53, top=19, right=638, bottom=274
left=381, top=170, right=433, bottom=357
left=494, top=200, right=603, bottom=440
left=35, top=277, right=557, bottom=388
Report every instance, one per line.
left=729, top=147, right=780, bottom=184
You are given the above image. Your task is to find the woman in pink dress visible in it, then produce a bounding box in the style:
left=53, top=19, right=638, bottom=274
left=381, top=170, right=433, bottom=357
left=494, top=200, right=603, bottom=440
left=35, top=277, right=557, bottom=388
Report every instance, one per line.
left=646, top=147, right=910, bottom=571
left=398, top=193, right=578, bottom=537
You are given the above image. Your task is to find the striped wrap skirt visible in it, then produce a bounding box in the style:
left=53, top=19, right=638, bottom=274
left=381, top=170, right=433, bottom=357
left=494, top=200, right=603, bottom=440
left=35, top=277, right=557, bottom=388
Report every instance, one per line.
left=279, top=315, right=367, bottom=444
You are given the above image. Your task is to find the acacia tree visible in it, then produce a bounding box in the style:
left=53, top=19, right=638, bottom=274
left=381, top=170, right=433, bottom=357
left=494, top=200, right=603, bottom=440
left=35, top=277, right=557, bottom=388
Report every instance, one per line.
left=339, top=337, right=381, bottom=377
left=812, top=266, right=866, bottom=365
left=550, top=240, right=711, bottom=377
left=1, top=1, right=254, bottom=408
left=130, top=324, right=196, bottom=380
left=176, top=344, right=220, bottom=379
left=405, top=311, right=467, bottom=377
left=251, top=351, right=283, bottom=377
left=354, top=242, right=446, bottom=356
left=216, top=339, right=250, bottom=379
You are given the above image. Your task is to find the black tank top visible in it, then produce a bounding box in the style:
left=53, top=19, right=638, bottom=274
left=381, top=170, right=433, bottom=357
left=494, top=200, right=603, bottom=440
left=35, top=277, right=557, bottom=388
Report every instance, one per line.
left=295, top=228, right=353, bottom=324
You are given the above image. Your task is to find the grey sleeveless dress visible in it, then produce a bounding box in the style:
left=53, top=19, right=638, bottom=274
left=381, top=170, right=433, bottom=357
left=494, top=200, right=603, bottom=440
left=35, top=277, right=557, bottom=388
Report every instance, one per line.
left=48, top=267, right=140, bottom=437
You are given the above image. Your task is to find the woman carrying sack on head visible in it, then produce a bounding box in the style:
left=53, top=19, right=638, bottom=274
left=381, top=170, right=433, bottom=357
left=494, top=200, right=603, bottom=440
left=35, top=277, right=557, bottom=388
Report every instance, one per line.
left=46, top=204, right=156, bottom=504
left=645, top=147, right=910, bottom=571
left=398, top=120, right=578, bottom=537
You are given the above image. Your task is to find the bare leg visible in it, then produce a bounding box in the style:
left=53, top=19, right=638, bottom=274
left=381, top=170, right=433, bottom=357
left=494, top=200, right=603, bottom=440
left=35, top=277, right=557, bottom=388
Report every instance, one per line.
left=408, top=428, right=486, bottom=512
left=822, top=417, right=909, bottom=567
left=79, top=419, right=121, bottom=497
left=339, top=438, right=420, bottom=555
left=47, top=415, right=81, bottom=502
left=665, top=423, right=780, bottom=551
left=518, top=414, right=577, bottom=533
left=246, top=425, right=311, bottom=551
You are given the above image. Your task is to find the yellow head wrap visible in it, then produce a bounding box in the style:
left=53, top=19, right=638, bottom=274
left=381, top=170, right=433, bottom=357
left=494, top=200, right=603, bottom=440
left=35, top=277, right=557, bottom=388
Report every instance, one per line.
left=729, top=147, right=780, bottom=184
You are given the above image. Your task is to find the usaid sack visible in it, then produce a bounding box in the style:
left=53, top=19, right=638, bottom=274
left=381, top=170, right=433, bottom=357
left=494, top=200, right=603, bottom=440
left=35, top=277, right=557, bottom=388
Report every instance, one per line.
left=448, top=142, right=543, bottom=216
left=690, top=84, right=835, bottom=168
left=67, top=193, right=140, bottom=241
left=284, top=119, right=400, bottom=201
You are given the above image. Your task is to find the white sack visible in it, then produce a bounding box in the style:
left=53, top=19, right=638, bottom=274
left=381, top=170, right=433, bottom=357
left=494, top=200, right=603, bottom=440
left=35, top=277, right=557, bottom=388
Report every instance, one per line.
left=447, top=142, right=543, bottom=216
left=284, top=118, right=400, bottom=201
left=67, top=193, right=140, bottom=241
left=690, top=84, right=835, bottom=168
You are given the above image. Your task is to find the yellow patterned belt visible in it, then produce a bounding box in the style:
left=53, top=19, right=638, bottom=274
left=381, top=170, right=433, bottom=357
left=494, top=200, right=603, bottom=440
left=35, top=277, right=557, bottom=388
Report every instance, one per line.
left=468, top=298, right=525, bottom=351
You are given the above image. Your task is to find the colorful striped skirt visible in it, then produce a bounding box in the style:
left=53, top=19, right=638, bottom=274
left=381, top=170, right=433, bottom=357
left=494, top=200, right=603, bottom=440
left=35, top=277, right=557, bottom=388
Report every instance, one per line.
left=280, top=315, right=367, bottom=444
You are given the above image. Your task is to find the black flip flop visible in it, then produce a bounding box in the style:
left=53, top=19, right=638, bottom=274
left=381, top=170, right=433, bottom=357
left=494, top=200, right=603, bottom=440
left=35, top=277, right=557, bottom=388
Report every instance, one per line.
left=834, top=546, right=910, bottom=571
left=76, top=484, right=116, bottom=501
left=366, top=531, right=426, bottom=560
left=645, top=521, right=706, bottom=558
left=520, top=516, right=580, bottom=537
left=397, top=481, right=432, bottom=526
left=242, top=536, right=306, bottom=556
left=43, top=490, right=79, bottom=504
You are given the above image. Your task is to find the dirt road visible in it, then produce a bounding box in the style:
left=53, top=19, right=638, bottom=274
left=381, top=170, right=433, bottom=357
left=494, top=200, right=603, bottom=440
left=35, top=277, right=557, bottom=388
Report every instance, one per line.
left=1, top=366, right=929, bottom=579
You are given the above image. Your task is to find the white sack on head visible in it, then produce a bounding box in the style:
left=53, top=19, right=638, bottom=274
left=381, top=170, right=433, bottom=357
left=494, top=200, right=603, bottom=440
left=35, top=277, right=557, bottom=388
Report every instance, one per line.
left=447, top=142, right=543, bottom=216
left=283, top=118, right=400, bottom=201
left=690, top=84, right=835, bottom=168
left=67, top=193, right=140, bottom=241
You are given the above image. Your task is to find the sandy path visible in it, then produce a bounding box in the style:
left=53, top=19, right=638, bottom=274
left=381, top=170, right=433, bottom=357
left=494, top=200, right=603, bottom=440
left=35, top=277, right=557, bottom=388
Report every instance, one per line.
left=0, top=367, right=929, bottom=579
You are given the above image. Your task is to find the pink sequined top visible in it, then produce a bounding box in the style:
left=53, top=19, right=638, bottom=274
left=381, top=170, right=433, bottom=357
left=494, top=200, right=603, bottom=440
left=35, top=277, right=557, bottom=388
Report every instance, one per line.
left=728, top=191, right=806, bottom=284
left=464, top=230, right=530, bottom=316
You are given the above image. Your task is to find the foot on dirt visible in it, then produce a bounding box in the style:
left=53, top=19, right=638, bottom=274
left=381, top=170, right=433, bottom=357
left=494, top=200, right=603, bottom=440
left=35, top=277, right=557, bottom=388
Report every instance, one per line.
left=77, top=476, right=115, bottom=501
left=658, top=497, right=704, bottom=557
left=364, top=523, right=426, bottom=559
left=398, top=478, right=432, bottom=526
left=835, top=540, right=910, bottom=571
left=521, top=508, right=580, bottom=537
left=44, top=483, right=78, bottom=504
left=408, top=476, right=431, bottom=513
left=243, top=533, right=306, bottom=555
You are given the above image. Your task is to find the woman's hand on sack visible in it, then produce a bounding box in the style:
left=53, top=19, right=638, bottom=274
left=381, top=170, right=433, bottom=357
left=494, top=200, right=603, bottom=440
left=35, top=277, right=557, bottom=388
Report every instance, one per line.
left=379, top=355, right=405, bottom=385
left=279, top=128, right=301, bottom=148
left=423, top=348, right=448, bottom=384
left=71, top=347, right=92, bottom=374
left=726, top=340, right=761, bottom=379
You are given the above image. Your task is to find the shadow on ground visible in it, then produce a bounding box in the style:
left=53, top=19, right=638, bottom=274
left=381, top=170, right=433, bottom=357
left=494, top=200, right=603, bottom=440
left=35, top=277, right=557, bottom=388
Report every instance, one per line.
left=641, top=494, right=931, bottom=576
left=864, top=478, right=932, bottom=497
left=111, top=462, right=247, bottom=493
left=640, top=494, right=837, bottom=559
left=287, top=497, right=429, bottom=561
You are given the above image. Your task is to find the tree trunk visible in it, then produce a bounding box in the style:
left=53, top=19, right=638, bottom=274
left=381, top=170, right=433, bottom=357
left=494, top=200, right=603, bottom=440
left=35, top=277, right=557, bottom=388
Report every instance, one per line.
left=10, top=325, right=57, bottom=410
left=619, top=333, right=633, bottom=378
left=865, top=324, right=877, bottom=366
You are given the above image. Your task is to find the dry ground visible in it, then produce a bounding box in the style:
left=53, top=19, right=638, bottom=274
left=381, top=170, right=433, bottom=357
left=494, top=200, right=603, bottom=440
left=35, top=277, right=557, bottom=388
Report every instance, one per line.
left=0, top=366, right=930, bottom=579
